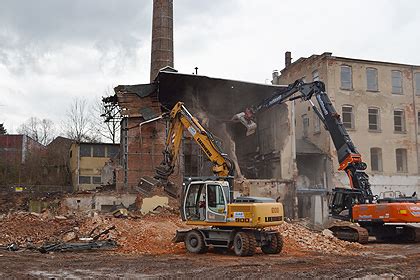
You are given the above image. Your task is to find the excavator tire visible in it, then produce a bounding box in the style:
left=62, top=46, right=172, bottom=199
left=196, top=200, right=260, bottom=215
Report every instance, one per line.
left=261, top=232, right=283, bottom=254
left=233, top=231, right=252, bottom=256
left=329, top=225, right=369, bottom=244
left=247, top=232, right=257, bottom=256
left=185, top=230, right=208, bottom=254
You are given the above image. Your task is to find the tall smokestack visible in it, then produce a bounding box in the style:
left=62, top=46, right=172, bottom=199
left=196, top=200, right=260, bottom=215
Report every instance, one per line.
left=150, top=0, right=174, bottom=82
left=285, top=51, right=292, bottom=68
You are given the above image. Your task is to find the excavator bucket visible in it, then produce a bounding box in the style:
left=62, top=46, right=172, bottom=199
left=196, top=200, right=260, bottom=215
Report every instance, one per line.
left=232, top=112, right=257, bottom=136
left=137, top=176, right=178, bottom=198
left=138, top=176, right=160, bottom=195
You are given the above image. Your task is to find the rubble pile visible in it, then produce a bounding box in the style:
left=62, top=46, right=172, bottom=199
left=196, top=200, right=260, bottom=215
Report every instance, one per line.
left=275, top=222, right=365, bottom=256
left=79, top=212, right=188, bottom=255
left=1, top=211, right=365, bottom=256
left=0, top=193, right=29, bottom=214
left=0, top=212, right=78, bottom=246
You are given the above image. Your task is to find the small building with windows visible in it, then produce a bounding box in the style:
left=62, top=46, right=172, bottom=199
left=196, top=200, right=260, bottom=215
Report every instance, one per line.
left=275, top=51, right=420, bottom=198
left=69, top=142, right=120, bottom=191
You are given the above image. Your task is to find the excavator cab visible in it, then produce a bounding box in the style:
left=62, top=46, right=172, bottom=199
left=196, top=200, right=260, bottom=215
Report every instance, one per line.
left=329, top=188, right=360, bottom=220
left=330, top=188, right=364, bottom=220
left=181, top=178, right=231, bottom=223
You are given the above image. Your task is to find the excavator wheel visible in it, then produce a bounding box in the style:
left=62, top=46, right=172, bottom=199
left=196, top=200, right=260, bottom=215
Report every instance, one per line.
left=247, top=232, right=257, bottom=256
left=185, top=230, right=208, bottom=254
left=233, top=231, right=255, bottom=256
left=261, top=232, right=283, bottom=254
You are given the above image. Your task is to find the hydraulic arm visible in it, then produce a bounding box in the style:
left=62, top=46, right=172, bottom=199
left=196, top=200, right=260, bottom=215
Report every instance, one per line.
left=155, top=101, right=234, bottom=183
left=234, top=79, right=373, bottom=204
left=234, top=79, right=420, bottom=243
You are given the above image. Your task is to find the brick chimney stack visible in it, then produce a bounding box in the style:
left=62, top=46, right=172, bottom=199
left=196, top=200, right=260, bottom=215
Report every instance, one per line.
left=150, top=0, right=174, bottom=82
left=285, top=51, right=292, bottom=68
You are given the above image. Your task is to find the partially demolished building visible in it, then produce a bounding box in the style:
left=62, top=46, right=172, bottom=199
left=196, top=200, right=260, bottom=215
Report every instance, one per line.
left=108, top=71, right=298, bottom=217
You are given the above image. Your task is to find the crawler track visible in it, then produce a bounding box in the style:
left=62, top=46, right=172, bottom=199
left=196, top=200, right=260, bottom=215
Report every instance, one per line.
left=329, top=225, right=369, bottom=244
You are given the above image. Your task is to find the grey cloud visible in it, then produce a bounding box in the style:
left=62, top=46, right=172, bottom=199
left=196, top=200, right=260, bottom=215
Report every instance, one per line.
left=0, top=0, right=152, bottom=74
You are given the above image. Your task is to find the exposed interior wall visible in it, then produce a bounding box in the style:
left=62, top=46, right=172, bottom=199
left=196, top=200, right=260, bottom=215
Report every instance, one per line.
left=296, top=154, right=332, bottom=189
left=278, top=54, right=332, bottom=191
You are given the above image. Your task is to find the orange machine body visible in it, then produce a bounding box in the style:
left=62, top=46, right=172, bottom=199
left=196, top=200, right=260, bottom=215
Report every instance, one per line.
left=353, top=203, right=420, bottom=223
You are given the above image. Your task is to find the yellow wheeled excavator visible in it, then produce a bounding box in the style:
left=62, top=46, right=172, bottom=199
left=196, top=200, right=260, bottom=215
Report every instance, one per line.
left=151, top=101, right=285, bottom=256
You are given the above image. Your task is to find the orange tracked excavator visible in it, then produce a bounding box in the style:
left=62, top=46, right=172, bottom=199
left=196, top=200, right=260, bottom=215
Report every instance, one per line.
left=233, top=79, right=420, bottom=243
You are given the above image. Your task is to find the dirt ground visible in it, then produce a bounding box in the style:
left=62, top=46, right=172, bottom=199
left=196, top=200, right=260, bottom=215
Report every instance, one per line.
left=0, top=242, right=418, bottom=279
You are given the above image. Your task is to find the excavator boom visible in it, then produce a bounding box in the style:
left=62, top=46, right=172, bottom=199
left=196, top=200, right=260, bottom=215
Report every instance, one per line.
left=137, top=101, right=234, bottom=197
left=155, top=101, right=234, bottom=183
left=233, top=79, right=420, bottom=243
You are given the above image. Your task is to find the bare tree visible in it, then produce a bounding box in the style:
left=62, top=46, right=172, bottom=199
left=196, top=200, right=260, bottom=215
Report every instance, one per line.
left=17, top=117, right=55, bottom=145
left=63, top=98, right=99, bottom=142
left=91, top=90, right=121, bottom=143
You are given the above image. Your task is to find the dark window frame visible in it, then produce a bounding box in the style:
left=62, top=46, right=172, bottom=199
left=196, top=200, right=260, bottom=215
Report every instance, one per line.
left=391, top=70, right=403, bottom=94
left=342, top=105, right=354, bottom=129
left=368, top=107, right=380, bottom=131
left=417, top=112, right=420, bottom=134
left=80, top=145, right=91, bottom=157
left=107, top=146, right=119, bottom=158
left=92, top=176, right=102, bottom=184
left=366, top=67, right=378, bottom=92
left=393, top=109, right=406, bottom=133
left=370, top=147, right=383, bottom=172
left=92, top=145, right=105, bottom=157
left=396, top=148, right=408, bottom=173
left=415, top=72, right=420, bottom=96
left=79, top=176, right=91, bottom=184
left=340, top=65, right=353, bottom=90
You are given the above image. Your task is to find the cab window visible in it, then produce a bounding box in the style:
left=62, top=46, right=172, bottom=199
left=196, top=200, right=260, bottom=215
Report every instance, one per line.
left=185, top=183, right=205, bottom=220
left=207, top=184, right=226, bottom=213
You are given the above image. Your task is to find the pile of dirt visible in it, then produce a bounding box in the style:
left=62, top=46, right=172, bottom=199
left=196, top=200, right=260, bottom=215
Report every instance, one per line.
left=275, top=222, right=365, bottom=256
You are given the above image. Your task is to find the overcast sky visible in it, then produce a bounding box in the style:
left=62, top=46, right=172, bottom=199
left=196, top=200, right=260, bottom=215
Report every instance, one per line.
left=1, top=0, right=419, bottom=133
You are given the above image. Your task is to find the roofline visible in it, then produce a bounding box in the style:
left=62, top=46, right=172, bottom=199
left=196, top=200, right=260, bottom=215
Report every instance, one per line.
left=332, top=55, right=420, bottom=68
left=157, top=70, right=285, bottom=89
left=73, top=142, right=120, bottom=146
left=0, top=134, right=45, bottom=146
left=283, top=52, right=420, bottom=71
